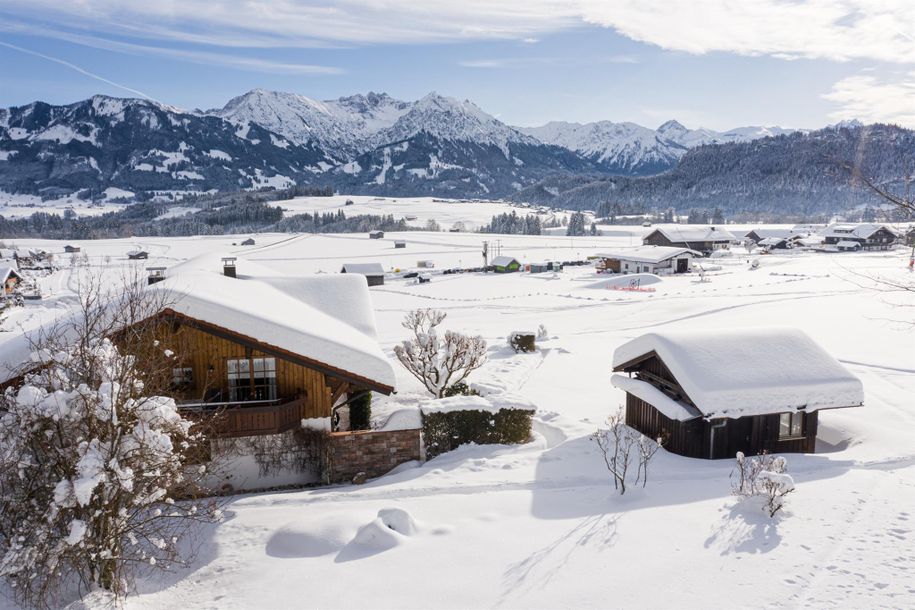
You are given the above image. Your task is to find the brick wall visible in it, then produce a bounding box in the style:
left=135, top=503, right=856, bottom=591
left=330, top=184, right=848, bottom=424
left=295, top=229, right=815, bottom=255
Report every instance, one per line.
left=328, top=428, right=422, bottom=483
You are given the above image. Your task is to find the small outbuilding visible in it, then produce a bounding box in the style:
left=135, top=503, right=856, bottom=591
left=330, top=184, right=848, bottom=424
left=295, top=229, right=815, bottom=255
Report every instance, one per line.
left=394, top=240, right=406, bottom=249
left=417, top=260, right=434, bottom=268
left=64, top=245, right=81, bottom=253
left=597, top=246, right=700, bottom=275
left=744, top=229, right=804, bottom=248
left=369, top=230, right=384, bottom=239
left=127, top=250, right=149, bottom=260
left=241, top=238, right=256, bottom=246
left=491, top=256, right=521, bottom=273
left=611, top=327, right=863, bottom=459
left=341, top=263, right=386, bottom=286
left=0, top=266, right=23, bottom=294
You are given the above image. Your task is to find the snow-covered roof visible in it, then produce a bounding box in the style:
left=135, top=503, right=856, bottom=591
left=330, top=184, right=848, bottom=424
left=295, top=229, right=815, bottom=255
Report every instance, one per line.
left=341, top=263, right=385, bottom=276
left=650, top=226, right=736, bottom=243
left=491, top=256, right=519, bottom=266
left=0, top=266, right=21, bottom=282
left=746, top=229, right=803, bottom=240
left=612, top=327, right=863, bottom=419
left=757, top=237, right=786, bottom=246
left=149, top=254, right=395, bottom=391
left=836, top=240, right=861, bottom=248
left=610, top=374, right=702, bottom=421
left=598, top=246, right=700, bottom=264
left=824, top=223, right=896, bottom=240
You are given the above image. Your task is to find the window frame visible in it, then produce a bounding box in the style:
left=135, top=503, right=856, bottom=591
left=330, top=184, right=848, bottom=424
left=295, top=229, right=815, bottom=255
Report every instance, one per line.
left=227, top=356, right=278, bottom=402
left=778, top=412, right=804, bottom=440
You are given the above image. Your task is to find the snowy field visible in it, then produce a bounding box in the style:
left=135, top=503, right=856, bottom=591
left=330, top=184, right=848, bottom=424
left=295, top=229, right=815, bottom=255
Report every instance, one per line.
left=274, top=194, right=576, bottom=230
left=1, top=228, right=914, bottom=609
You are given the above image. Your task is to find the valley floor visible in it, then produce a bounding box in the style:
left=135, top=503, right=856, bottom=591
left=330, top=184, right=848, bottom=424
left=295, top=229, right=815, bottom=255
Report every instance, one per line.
left=1, top=227, right=913, bottom=609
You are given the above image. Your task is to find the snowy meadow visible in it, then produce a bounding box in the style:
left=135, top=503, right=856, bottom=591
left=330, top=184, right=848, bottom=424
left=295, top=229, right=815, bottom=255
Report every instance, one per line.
left=0, top=218, right=913, bottom=609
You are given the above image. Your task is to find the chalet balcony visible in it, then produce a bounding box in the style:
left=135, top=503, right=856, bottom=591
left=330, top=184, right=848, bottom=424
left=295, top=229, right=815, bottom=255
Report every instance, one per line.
left=178, top=396, right=306, bottom=438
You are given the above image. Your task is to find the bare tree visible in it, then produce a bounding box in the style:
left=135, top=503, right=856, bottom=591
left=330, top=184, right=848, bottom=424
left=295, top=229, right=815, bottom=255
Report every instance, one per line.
left=0, top=268, right=219, bottom=607
left=731, top=452, right=794, bottom=518
left=393, top=309, right=487, bottom=398
left=592, top=407, right=664, bottom=495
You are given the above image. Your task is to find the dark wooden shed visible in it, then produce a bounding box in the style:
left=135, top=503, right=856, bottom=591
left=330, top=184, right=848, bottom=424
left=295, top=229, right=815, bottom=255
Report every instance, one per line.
left=611, top=328, right=863, bottom=459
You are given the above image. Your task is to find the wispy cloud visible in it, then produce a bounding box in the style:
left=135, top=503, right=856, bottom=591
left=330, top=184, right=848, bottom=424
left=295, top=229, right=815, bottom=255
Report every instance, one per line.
left=2, top=0, right=914, bottom=65
left=459, top=54, right=639, bottom=69
left=824, top=72, right=915, bottom=127
left=0, top=21, right=344, bottom=75
left=0, top=40, right=155, bottom=100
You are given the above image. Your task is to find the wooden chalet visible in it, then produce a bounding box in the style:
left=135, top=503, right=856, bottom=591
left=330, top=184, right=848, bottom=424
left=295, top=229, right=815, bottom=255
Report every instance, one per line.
left=141, top=256, right=396, bottom=438
left=63, top=245, right=81, bottom=253
left=643, top=226, right=735, bottom=253
left=823, top=223, right=897, bottom=251
left=611, top=328, right=863, bottom=459
left=127, top=250, right=149, bottom=260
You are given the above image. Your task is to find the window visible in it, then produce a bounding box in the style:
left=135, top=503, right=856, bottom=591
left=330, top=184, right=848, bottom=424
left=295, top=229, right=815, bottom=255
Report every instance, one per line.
left=779, top=412, right=803, bottom=439
left=227, top=357, right=277, bottom=401
left=171, top=367, right=193, bottom=388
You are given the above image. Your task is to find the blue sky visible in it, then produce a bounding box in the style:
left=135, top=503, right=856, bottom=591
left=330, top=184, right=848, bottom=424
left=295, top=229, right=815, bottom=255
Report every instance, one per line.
left=1, top=1, right=912, bottom=130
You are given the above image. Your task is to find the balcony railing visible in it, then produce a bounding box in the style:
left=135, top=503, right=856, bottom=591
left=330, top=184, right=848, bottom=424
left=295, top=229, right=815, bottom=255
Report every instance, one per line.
left=179, top=396, right=306, bottom=438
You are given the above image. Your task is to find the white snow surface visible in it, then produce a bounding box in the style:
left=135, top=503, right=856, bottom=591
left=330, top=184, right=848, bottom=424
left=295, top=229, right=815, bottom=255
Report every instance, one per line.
left=0, top=224, right=912, bottom=610
left=597, top=245, right=700, bottom=263
left=612, top=327, right=864, bottom=418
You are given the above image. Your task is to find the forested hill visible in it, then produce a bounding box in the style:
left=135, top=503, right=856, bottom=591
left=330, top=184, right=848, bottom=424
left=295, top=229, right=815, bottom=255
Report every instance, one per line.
left=510, top=123, right=915, bottom=218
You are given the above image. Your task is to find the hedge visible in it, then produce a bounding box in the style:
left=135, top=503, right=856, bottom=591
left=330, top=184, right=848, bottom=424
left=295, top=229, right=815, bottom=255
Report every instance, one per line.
left=421, top=408, right=534, bottom=459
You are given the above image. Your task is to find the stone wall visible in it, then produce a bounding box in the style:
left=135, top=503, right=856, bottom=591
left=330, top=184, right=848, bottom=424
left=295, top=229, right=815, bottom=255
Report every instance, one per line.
left=329, top=428, right=422, bottom=483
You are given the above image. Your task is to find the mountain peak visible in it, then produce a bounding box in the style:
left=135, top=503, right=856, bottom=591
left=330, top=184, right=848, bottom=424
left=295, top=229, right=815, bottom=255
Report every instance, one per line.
left=657, top=119, right=688, bottom=134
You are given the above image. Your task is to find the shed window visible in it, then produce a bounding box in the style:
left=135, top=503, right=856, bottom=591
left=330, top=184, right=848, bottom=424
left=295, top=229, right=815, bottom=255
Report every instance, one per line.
left=227, top=357, right=277, bottom=401
left=778, top=412, right=803, bottom=439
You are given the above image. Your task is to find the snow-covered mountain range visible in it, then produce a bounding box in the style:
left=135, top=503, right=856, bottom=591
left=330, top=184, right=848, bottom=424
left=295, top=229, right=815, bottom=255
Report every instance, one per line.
left=0, top=88, right=853, bottom=202
left=520, top=119, right=800, bottom=175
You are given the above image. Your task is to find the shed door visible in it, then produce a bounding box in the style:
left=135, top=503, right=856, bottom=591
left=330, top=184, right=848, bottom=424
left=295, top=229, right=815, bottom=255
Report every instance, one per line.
left=676, top=258, right=688, bottom=273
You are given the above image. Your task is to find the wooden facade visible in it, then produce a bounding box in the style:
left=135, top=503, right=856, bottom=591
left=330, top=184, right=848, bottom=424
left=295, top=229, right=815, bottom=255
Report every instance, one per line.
left=133, top=312, right=392, bottom=438
left=642, top=230, right=728, bottom=252
left=824, top=227, right=897, bottom=250
left=616, top=353, right=819, bottom=459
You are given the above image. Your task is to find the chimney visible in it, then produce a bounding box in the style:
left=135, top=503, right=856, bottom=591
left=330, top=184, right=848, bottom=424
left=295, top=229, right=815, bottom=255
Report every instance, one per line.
left=222, top=257, right=237, bottom=278
left=146, top=266, right=166, bottom=285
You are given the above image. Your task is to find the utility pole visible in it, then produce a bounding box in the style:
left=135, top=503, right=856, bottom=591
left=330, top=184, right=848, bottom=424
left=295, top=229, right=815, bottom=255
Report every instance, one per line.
left=482, top=240, right=489, bottom=272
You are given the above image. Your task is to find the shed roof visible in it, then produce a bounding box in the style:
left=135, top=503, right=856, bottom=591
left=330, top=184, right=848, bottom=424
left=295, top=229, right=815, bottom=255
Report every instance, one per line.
left=746, top=229, right=804, bottom=240
left=836, top=240, right=861, bottom=248
left=341, top=263, right=385, bottom=276
left=598, top=246, right=700, bottom=264
left=824, top=223, right=897, bottom=240
left=757, top=237, right=787, bottom=246
left=612, top=327, right=863, bottom=419
left=491, top=256, right=519, bottom=266
left=611, top=374, right=702, bottom=421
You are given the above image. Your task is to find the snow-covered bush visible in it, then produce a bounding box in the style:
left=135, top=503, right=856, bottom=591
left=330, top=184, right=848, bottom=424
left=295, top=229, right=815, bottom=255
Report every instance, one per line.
left=537, top=324, right=548, bottom=340
left=592, top=408, right=664, bottom=495
left=731, top=452, right=795, bottom=517
left=0, top=272, right=218, bottom=607
left=393, top=309, right=487, bottom=398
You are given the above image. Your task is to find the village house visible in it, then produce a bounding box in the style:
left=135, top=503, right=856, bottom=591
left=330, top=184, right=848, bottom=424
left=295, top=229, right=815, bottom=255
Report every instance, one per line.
left=822, top=223, right=898, bottom=251
left=0, top=255, right=414, bottom=490
left=642, top=226, right=736, bottom=252
left=491, top=256, right=521, bottom=273
left=0, top=266, right=22, bottom=294
left=127, top=249, right=149, bottom=260
left=341, top=262, right=386, bottom=286
left=744, top=229, right=804, bottom=249
left=611, top=328, right=863, bottom=459
left=597, top=246, right=700, bottom=275
left=394, top=240, right=406, bottom=249
left=63, top=245, right=81, bottom=253
left=240, top=238, right=256, bottom=246
left=369, top=230, right=384, bottom=239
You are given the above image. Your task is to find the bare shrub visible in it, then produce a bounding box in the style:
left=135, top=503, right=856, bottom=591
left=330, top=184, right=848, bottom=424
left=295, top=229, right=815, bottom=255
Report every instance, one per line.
left=393, top=309, right=487, bottom=398
left=731, top=452, right=795, bottom=517
left=592, top=407, right=664, bottom=495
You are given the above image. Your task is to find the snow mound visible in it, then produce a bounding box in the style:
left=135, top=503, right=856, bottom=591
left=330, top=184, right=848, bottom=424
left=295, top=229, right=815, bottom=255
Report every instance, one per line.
left=585, top=273, right=662, bottom=289
left=336, top=508, right=419, bottom=562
